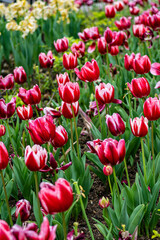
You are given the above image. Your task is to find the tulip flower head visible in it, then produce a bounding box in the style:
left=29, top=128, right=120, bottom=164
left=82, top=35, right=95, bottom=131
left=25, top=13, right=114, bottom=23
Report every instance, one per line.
left=143, top=97, right=160, bottom=121
left=133, top=54, right=151, bottom=74
left=18, top=85, right=41, bottom=105
left=95, top=83, right=114, bottom=104
left=99, top=197, right=110, bottom=208
left=78, top=27, right=100, bottom=41
left=98, top=37, right=107, bottom=55
left=0, top=97, right=16, bottom=119
left=127, top=77, right=150, bottom=98
left=58, top=82, right=80, bottom=103
left=54, top=37, right=69, bottom=53
left=103, top=164, right=113, bottom=176
left=61, top=101, right=79, bottom=119
left=130, top=116, right=148, bottom=137
left=71, top=41, right=85, bottom=57
left=63, top=53, right=78, bottom=70
left=51, top=125, right=68, bottom=148
left=124, top=53, right=135, bottom=71
left=17, top=104, right=33, bottom=120
left=0, top=142, right=9, bottom=170
left=105, top=5, right=116, bottom=18
left=114, top=1, right=124, bottom=11
left=0, top=125, right=6, bottom=137
left=14, top=66, right=27, bottom=84
left=106, top=113, right=125, bottom=136
left=39, top=50, right=54, bottom=68
left=0, top=74, right=14, bottom=90
left=15, top=199, right=31, bottom=221
left=0, top=220, right=12, bottom=239
left=115, top=17, right=131, bottom=30
left=56, top=72, right=70, bottom=86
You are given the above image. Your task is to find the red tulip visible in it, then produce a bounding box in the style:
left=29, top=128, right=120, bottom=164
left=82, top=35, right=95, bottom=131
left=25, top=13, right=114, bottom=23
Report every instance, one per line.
left=98, top=37, right=107, bottom=54
left=132, top=24, right=148, bottom=39
left=78, top=27, right=100, bottom=41
left=39, top=178, right=73, bottom=213
left=103, top=164, right=113, bottom=176
left=124, top=53, right=135, bottom=71
left=0, top=125, right=6, bottom=137
left=99, top=197, right=110, bottom=209
left=51, top=125, right=68, bottom=148
left=0, top=74, right=14, bottom=90
left=39, top=50, right=54, bottom=68
left=18, top=85, right=41, bottom=105
left=0, top=220, right=12, bottom=240
left=95, top=138, right=126, bottom=166
left=58, top=82, right=80, bottom=103
left=135, top=13, right=149, bottom=25
left=110, top=31, right=128, bottom=47
left=130, top=6, right=140, bottom=15
left=54, top=37, right=68, bottom=53
left=39, top=217, right=57, bottom=240
left=104, top=27, right=114, bottom=44
left=130, top=116, right=148, bottom=137
left=63, top=53, right=78, bottom=70
left=14, top=66, right=27, bottom=84
left=127, top=77, right=150, bottom=98
left=75, top=59, right=100, bottom=82
left=0, top=97, right=16, bottom=119
left=143, top=97, right=160, bottom=121
left=95, top=83, right=114, bottom=104
left=25, top=145, right=48, bottom=171
left=17, top=104, right=33, bottom=120
left=15, top=199, right=31, bottom=221
left=108, top=45, right=119, bottom=55
left=87, top=139, right=103, bottom=153
left=106, top=113, right=125, bottom=136
left=115, top=17, right=131, bottom=30
left=123, top=0, right=128, bottom=5
left=148, top=14, right=160, bottom=30
left=133, top=54, right=151, bottom=74
left=56, top=72, right=70, bottom=86
left=27, top=115, right=55, bottom=145
left=61, top=101, right=79, bottom=119
left=43, top=107, right=61, bottom=118
left=71, top=41, right=85, bottom=57
left=0, top=142, right=9, bottom=170
left=114, top=1, right=124, bottom=11
left=150, top=62, right=160, bottom=75
left=105, top=5, right=116, bottom=18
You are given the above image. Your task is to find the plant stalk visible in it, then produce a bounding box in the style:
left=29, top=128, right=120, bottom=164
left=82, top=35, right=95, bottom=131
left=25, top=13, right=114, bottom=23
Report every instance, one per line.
left=71, top=104, right=80, bottom=159
left=62, top=211, right=67, bottom=240
left=34, top=171, right=43, bottom=226
left=124, top=157, right=130, bottom=187
left=140, top=138, right=147, bottom=184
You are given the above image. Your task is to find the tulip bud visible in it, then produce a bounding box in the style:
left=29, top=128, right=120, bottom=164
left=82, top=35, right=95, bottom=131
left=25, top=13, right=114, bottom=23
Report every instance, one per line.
left=39, top=50, right=54, bottom=68
left=63, top=53, right=78, bottom=70
left=105, top=5, right=116, bottom=18
left=130, top=116, right=148, bottom=137
left=51, top=126, right=68, bottom=148
left=130, top=6, right=140, bottom=15
left=78, top=27, right=100, bottom=41
left=61, top=101, right=79, bottom=119
left=71, top=41, right=85, bottom=57
left=106, top=113, right=125, bottom=136
left=95, top=83, right=114, bottom=104
left=115, top=17, right=131, bottom=30
left=58, top=82, right=80, bottom=103
left=25, top=145, right=48, bottom=171
left=39, top=217, right=57, bottom=240
left=0, top=220, right=12, bottom=239
left=127, top=77, right=150, bottom=98
left=27, top=115, right=55, bottom=145
left=132, top=24, right=147, bottom=39
left=0, top=97, right=16, bottom=119
left=15, top=199, right=31, bottom=221
left=14, top=66, right=27, bottom=84
left=18, top=85, right=41, bottom=105
left=114, top=1, right=124, bottom=11
left=0, top=142, right=9, bottom=170
left=143, top=97, right=160, bottom=121
left=54, top=37, right=68, bottom=53
left=56, top=72, right=70, bottom=86
left=39, top=178, right=73, bottom=213
left=43, top=107, right=61, bottom=118
left=133, top=54, right=151, bottom=74
left=108, top=45, right=119, bottom=56
left=99, top=197, right=110, bottom=208
left=75, top=59, right=100, bottom=82
left=150, top=62, right=160, bottom=76
left=0, top=125, right=6, bottom=137
left=124, top=53, right=135, bottom=71
left=98, top=37, right=107, bottom=55
left=103, top=165, right=113, bottom=176
left=104, top=27, right=113, bottom=44
left=0, top=74, right=14, bottom=90
left=17, top=104, right=33, bottom=120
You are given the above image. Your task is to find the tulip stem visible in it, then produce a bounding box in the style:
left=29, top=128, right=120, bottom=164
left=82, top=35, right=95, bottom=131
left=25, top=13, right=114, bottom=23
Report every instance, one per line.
left=6, top=119, right=17, bottom=156
left=108, top=175, right=113, bottom=195
left=128, top=93, right=132, bottom=118
left=74, top=182, right=95, bottom=240
left=147, top=131, right=150, bottom=153
left=62, top=147, right=67, bottom=163
left=70, top=71, right=73, bottom=82
left=71, top=104, right=80, bottom=160
left=124, top=157, right=130, bottom=187
left=0, top=170, right=13, bottom=226
left=140, top=138, right=147, bottom=184
left=96, top=98, right=102, bottom=132
left=151, top=121, right=155, bottom=177
left=70, top=119, right=74, bottom=150
left=134, top=98, right=136, bottom=112
left=106, top=46, right=109, bottom=77
left=62, top=212, right=67, bottom=240
left=113, top=167, right=120, bottom=202
left=34, top=171, right=43, bottom=226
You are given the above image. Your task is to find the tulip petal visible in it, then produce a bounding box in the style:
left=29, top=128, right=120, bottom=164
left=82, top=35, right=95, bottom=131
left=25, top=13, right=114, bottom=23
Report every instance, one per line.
left=150, top=63, right=160, bottom=75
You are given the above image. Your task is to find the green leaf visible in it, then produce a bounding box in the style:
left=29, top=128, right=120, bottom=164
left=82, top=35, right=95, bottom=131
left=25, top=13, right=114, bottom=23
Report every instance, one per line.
left=128, top=204, right=145, bottom=234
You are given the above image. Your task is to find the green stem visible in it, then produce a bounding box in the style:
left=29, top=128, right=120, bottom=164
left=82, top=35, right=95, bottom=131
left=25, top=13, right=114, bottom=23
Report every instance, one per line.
left=108, top=175, right=113, bottom=195
left=71, top=104, right=80, bottom=159
left=96, top=98, right=102, bottom=132
left=106, top=46, right=109, bottom=77
left=151, top=121, right=154, bottom=160
left=70, top=71, right=73, bottom=82
left=134, top=98, right=136, bottom=112
left=0, top=170, right=13, bottom=226
left=113, top=167, right=120, bottom=201
left=147, top=131, right=150, bottom=153
left=140, top=138, right=147, bottom=184
left=6, top=119, right=17, bottom=156
left=124, top=157, right=130, bottom=187
left=62, top=212, right=67, bottom=240
left=62, top=147, right=67, bottom=163
left=128, top=93, right=132, bottom=118
left=34, top=172, right=43, bottom=226
left=70, top=119, right=74, bottom=150
left=74, top=182, right=95, bottom=240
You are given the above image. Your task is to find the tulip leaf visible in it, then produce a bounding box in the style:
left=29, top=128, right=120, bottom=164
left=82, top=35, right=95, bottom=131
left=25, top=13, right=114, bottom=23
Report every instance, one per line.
left=33, top=191, right=43, bottom=228
left=128, top=204, right=145, bottom=234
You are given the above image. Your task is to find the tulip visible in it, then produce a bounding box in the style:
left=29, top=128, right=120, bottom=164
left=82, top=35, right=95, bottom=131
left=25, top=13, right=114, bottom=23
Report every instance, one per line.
left=106, top=113, right=125, bottom=136
left=39, top=217, right=57, bottom=240
left=124, top=53, right=135, bottom=71
left=27, top=115, right=55, bottom=145
left=103, top=164, right=113, bottom=176
left=18, top=84, right=41, bottom=105
left=0, top=74, right=14, bottom=90
left=133, top=54, right=151, bottom=74
left=51, top=125, right=68, bottom=148
left=148, top=14, right=160, bottom=30
left=43, top=107, right=61, bottom=118
left=56, top=72, right=70, bottom=85
left=114, top=1, right=124, bottom=11
left=143, top=97, right=160, bottom=121
left=150, top=62, right=160, bottom=75
left=0, top=220, right=12, bottom=239
left=25, top=145, right=48, bottom=171
left=54, top=37, right=68, bottom=53
left=110, top=31, right=128, bottom=47
left=17, top=104, right=33, bottom=120
left=95, top=83, right=114, bottom=104
left=127, top=77, right=150, bottom=98
left=63, top=53, right=78, bottom=70
left=78, top=27, right=100, bottom=41
left=105, top=5, right=116, bottom=18
left=130, top=6, right=140, bottom=15
left=39, top=178, right=73, bottom=213
left=104, top=27, right=113, bottom=44
left=75, top=59, right=100, bottom=82
left=0, top=125, right=6, bottom=137
left=67, top=229, right=85, bottom=240
left=15, top=199, right=31, bottom=221
left=99, top=197, right=110, bottom=208
left=108, top=45, right=119, bottom=55
left=135, top=13, right=149, bottom=25
left=132, top=24, right=148, bottom=40
left=71, top=41, right=85, bottom=57
left=98, top=37, right=107, bottom=55
left=0, top=142, right=9, bottom=170
left=87, top=139, right=103, bottom=153
left=13, top=66, right=27, bottom=84
left=39, top=50, right=54, bottom=68
left=130, top=116, right=148, bottom=137
left=0, top=97, right=16, bottom=119
left=61, top=101, right=79, bottom=119
left=115, top=17, right=131, bottom=30
left=58, top=82, right=80, bottom=103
